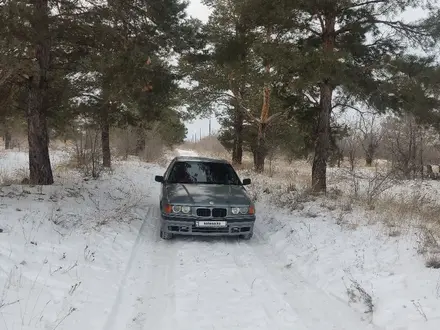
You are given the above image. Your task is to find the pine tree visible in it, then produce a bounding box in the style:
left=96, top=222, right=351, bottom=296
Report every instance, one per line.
left=180, top=0, right=259, bottom=165
left=268, top=0, right=439, bottom=192
left=75, top=0, right=198, bottom=167
left=0, top=0, right=198, bottom=179
left=181, top=0, right=293, bottom=170
left=0, top=1, right=99, bottom=184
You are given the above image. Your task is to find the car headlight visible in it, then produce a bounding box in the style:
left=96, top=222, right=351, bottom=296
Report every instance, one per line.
left=172, top=205, right=182, bottom=213
left=181, top=206, right=191, bottom=214
left=231, top=206, right=255, bottom=215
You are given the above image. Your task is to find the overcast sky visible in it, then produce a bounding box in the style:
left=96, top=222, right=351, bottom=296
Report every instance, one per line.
left=183, top=1, right=429, bottom=141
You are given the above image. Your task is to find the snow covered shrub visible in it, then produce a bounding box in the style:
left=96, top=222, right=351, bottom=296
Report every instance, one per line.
left=331, top=165, right=396, bottom=208
left=239, top=169, right=312, bottom=211
left=425, top=254, right=440, bottom=269
left=345, top=278, right=375, bottom=315
left=76, top=129, right=102, bottom=178
left=71, top=128, right=103, bottom=178
left=0, top=154, right=29, bottom=185
left=0, top=168, right=27, bottom=185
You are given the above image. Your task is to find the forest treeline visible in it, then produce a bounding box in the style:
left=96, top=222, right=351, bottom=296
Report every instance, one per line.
left=1, top=0, right=440, bottom=192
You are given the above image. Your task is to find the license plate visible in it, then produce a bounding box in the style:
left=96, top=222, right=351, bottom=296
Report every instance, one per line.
left=196, top=221, right=227, bottom=228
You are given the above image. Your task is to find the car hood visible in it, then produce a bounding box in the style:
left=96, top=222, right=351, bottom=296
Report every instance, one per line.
left=165, top=184, right=251, bottom=205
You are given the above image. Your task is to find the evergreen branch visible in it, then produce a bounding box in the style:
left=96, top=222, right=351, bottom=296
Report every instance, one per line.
left=336, top=18, right=428, bottom=39
left=265, top=111, right=288, bottom=125
left=332, top=102, right=364, bottom=114
left=342, top=0, right=387, bottom=11
left=373, top=19, right=428, bottom=36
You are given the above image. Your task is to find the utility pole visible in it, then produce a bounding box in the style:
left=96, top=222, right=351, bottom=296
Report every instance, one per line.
left=209, top=118, right=211, bottom=136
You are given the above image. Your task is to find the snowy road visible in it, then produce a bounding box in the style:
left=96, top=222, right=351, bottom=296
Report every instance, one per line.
left=100, top=150, right=376, bottom=330
left=101, top=207, right=377, bottom=330
left=5, top=149, right=436, bottom=330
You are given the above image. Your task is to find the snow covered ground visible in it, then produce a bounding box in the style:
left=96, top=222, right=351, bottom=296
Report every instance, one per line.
left=0, top=148, right=70, bottom=185
left=0, top=147, right=439, bottom=330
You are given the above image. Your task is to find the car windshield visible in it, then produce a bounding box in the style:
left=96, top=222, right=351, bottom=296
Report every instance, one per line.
left=167, top=161, right=241, bottom=185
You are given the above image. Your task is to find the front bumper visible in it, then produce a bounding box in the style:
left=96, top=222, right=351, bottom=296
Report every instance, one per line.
left=160, top=214, right=255, bottom=236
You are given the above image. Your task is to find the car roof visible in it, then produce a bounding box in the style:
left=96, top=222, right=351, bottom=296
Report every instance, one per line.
left=173, top=156, right=230, bottom=164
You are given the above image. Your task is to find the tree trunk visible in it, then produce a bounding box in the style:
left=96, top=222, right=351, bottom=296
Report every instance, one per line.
left=232, top=108, right=244, bottom=165
left=365, top=143, right=374, bottom=166
left=4, top=128, right=11, bottom=149
left=27, top=0, right=53, bottom=185
left=312, top=15, right=335, bottom=193
left=337, top=149, right=342, bottom=168
left=135, top=125, right=146, bottom=155
left=101, top=104, right=111, bottom=168
left=252, top=148, right=257, bottom=166
left=365, top=155, right=373, bottom=167
left=231, top=21, right=248, bottom=166
left=254, top=65, right=270, bottom=172
left=254, top=135, right=268, bottom=173
left=254, top=147, right=266, bottom=173
left=312, top=82, right=333, bottom=192
left=27, top=81, right=53, bottom=185
left=254, top=123, right=268, bottom=173
left=254, top=86, right=270, bottom=173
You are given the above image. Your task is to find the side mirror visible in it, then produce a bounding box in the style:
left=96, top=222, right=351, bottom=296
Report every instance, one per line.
left=155, top=175, right=164, bottom=183
left=242, top=178, right=251, bottom=186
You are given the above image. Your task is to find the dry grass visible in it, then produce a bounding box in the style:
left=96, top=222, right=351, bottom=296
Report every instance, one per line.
left=183, top=142, right=440, bottom=268
left=367, top=192, right=440, bottom=267
left=0, top=168, right=29, bottom=185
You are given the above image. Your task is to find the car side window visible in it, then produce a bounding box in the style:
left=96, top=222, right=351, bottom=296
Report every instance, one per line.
left=163, top=159, right=177, bottom=182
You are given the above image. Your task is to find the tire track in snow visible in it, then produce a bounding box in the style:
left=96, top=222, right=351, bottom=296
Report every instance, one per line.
left=102, top=205, right=179, bottom=330
left=102, top=206, right=157, bottom=330
left=155, top=235, right=299, bottom=330
left=227, top=238, right=310, bottom=330
left=134, top=206, right=178, bottom=330
left=247, top=228, right=382, bottom=330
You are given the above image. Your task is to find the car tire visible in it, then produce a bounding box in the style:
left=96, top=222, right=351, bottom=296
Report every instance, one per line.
left=241, top=232, right=253, bottom=240
left=160, top=230, right=173, bottom=240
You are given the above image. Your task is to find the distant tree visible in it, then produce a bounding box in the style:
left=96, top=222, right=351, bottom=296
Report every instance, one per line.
left=357, top=112, right=385, bottom=167
left=382, top=115, right=424, bottom=179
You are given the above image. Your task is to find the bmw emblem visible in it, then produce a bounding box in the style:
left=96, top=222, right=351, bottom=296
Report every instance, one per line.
left=209, top=201, right=214, bottom=205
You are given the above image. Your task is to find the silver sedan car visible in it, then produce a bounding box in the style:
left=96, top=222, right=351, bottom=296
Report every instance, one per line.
left=154, top=156, right=256, bottom=240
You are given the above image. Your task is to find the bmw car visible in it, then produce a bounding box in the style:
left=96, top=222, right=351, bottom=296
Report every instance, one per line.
left=154, top=156, right=256, bottom=240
